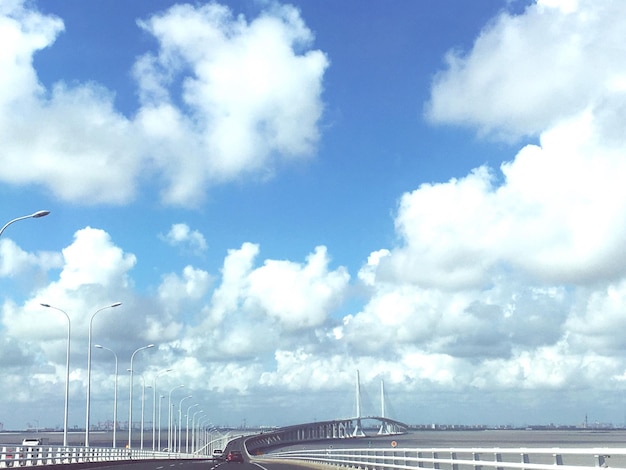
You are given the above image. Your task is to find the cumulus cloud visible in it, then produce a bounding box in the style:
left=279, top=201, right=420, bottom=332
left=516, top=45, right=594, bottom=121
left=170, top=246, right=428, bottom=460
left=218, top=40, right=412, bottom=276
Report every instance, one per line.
left=0, top=0, right=63, bottom=108
left=186, top=243, right=350, bottom=362
left=58, top=227, right=137, bottom=290
left=0, top=228, right=136, bottom=413
left=158, top=265, right=212, bottom=303
left=0, top=238, right=62, bottom=278
left=0, top=1, right=328, bottom=206
left=0, top=228, right=352, bottom=415
left=161, top=223, right=208, bottom=254
left=378, top=112, right=626, bottom=291
left=247, top=246, right=349, bottom=330
left=338, top=0, right=626, bottom=401
left=425, top=0, right=626, bottom=140
left=3, top=228, right=136, bottom=341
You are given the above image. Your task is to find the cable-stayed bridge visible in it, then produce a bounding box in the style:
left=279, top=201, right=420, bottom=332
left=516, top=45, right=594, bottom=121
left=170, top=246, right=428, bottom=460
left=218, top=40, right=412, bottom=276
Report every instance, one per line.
left=246, top=416, right=408, bottom=454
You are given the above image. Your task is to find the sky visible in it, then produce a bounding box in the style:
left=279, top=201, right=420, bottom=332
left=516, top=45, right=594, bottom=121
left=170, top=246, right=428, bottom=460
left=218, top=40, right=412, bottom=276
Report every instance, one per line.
left=2, top=0, right=626, bottom=432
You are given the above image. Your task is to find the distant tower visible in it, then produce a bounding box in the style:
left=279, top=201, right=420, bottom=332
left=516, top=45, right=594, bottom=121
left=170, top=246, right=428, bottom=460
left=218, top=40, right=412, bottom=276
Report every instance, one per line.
left=353, top=370, right=365, bottom=436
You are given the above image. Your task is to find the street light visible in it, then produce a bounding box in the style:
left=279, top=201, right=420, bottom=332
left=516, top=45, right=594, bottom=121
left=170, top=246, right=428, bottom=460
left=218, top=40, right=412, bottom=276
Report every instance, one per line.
left=168, top=385, right=184, bottom=451
left=134, top=374, right=151, bottom=450
left=185, top=403, right=199, bottom=453
left=191, top=409, right=204, bottom=453
left=158, top=394, right=165, bottom=451
left=197, top=417, right=210, bottom=455
left=178, top=395, right=192, bottom=452
left=152, top=368, right=172, bottom=451
left=171, top=402, right=176, bottom=451
left=0, top=210, right=50, bottom=237
left=94, top=344, right=118, bottom=448
left=128, top=344, right=154, bottom=448
left=85, top=302, right=122, bottom=446
left=39, top=303, right=70, bottom=447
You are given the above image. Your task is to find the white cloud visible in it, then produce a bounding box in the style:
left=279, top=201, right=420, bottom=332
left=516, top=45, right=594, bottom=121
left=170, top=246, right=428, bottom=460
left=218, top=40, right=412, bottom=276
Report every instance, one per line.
left=134, top=2, right=328, bottom=204
left=341, top=103, right=626, bottom=391
left=357, top=249, right=389, bottom=286
left=375, top=108, right=626, bottom=292
left=207, top=242, right=260, bottom=327
left=184, top=243, right=350, bottom=362
left=425, top=0, right=626, bottom=140
left=0, top=229, right=138, bottom=422
left=247, top=246, right=349, bottom=330
left=1, top=80, right=142, bottom=204
left=58, top=227, right=137, bottom=290
left=0, top=238, right=62, bottom=277
left=0, top=1, right=62, bottom=108
left=3, top=228, right=136, bottom=343
left=158, top=265, right=212, bottom=304
left=322, top=0, right=626, bottom=402
left=0, top=1, right=328, bottom=206
left=161, top=223, right=208, bottom=254
left=260, top=349, right=355, bottom=391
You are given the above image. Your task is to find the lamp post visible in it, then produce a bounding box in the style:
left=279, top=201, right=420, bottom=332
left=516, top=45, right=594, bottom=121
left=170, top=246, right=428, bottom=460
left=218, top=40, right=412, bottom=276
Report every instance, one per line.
left=128, top=344, right=154, bottom=448
left=197, top=418, right=210, bottom=455
left=171, top=402, right=176, bottom=451
left=85, top=302, right=122, bottom=446
left=0, top=210, right=50, bottom=237
left=177, top=395, right=192, bottom=452
left=158, top=394, right=165, bottom=451
left=39, top=303, right=70, bottom=447
left=139, top=375, right=151, bottom=450
left=152, top=368, right=172, bottom=451
left=94, top=344, right=118, bottom=448
left=191, top=410, right=203, bottom=453
left=185, top=403, right=199, bottom=453
left=167, top=385, right=184, bottom=451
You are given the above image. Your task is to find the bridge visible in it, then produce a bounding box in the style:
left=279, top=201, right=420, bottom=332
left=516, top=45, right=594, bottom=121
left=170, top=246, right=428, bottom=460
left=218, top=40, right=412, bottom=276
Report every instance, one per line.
left=246, top=416, right=409, bottom=454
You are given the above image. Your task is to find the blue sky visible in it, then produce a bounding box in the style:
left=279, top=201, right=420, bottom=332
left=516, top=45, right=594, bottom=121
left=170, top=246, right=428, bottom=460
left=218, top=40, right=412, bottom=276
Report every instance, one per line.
left=3, top=0, right=626, bottom=433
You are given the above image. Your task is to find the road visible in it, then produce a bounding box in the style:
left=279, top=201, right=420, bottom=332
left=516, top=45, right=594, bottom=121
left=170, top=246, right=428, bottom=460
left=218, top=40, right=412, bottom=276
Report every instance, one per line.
left=51, top=461, right=307, bottom=470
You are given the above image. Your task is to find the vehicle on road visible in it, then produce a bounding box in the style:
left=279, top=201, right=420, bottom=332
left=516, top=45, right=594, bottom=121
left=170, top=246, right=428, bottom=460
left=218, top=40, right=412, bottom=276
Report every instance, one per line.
left=227, top=450, right=244, bottom=463
left=21, top=438, right=47, bottom=446
left=213, top=449, right=224, bottom=460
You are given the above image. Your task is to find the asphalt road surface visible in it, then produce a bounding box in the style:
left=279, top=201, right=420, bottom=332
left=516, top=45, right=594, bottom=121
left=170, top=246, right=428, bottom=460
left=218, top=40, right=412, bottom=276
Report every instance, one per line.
left=35, top=460, right=309, bottom=470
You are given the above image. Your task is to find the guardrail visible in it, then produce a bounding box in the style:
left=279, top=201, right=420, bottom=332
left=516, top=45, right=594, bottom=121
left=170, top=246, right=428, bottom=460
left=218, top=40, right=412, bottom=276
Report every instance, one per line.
left=260, top=447, right=626, bottom=470
left=0, top=445, right=204, bottom=467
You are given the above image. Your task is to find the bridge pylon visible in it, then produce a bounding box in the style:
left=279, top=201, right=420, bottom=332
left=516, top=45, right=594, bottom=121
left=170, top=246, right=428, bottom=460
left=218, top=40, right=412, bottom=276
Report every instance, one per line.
left=352, top=371, right=366, bottom=437
left=377, top=379, right=391, bottom=435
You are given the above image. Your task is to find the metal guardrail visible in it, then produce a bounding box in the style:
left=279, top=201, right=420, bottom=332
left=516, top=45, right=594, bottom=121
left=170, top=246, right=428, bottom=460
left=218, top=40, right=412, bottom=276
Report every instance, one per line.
left=260, top=447, right=626, bottom=470
left=0, top=445, right=204, bottom=467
